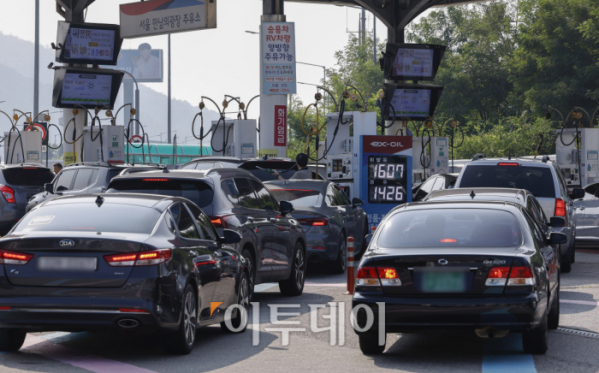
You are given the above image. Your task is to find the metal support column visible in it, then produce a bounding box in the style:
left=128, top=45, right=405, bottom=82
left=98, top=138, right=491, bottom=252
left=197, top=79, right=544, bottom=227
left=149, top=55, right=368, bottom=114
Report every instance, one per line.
left=34, top=0, right=40, bottom=118
left=168, top=34, right=172, bottom=144
left=385, top=27, right=405, bottom=136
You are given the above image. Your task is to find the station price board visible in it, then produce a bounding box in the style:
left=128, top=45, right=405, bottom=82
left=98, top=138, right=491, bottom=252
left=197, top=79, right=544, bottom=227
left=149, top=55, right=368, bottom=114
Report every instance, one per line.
left=368, top=156, right=407, bottom=204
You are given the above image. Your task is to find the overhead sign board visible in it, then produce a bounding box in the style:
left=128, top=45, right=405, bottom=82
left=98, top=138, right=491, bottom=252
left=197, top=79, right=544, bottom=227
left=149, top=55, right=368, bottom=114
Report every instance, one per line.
left=55, top=22, right=123, bottom=65
left=383, top=83, right=444, bottom=120
left=119, top=0, right=217, bottom=39
left=383, top=43, right=446, bottom=81
left=261, top=22, right=297, bottom=95
left=104, top=47, right=164, bottom=83
left=52, top=67, right=124, bottom=110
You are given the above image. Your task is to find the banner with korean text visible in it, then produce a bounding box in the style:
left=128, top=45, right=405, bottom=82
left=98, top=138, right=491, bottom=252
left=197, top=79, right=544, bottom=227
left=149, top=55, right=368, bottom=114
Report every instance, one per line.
left=261, top=22, right=296, bottom=95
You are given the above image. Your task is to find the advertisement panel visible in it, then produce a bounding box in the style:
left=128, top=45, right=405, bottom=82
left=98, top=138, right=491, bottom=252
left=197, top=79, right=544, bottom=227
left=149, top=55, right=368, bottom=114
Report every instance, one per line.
left=274, top=105, right=287, bottom=146
left=261, top=22, right=296, bottom=95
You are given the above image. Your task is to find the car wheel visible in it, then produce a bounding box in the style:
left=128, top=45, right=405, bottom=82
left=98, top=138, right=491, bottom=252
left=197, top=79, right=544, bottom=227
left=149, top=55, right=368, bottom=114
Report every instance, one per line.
left=522, top=308, right=549, bottom=354
left=358, top=331, right=386, bottom=355
left=328, top=236, right=347, bottom=274
left=561, top=247, right=572, bottom=273
left=548, top=287, right=560, bottom=330
left=0, top=329, right=26, bottom=352
left=163, top=284, right=197, bottom=355
left=221, top=272, right=250, bottom=333
left=279, top=242, right=305, bottom=296
left=242, top=248, right=255, bottom=301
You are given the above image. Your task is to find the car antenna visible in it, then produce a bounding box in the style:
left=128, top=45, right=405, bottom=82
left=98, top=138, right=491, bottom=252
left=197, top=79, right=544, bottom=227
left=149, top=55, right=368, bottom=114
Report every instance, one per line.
left=470, top=190, right=476, bottom=199
left=95, top=195, right=104, bottom=207
left=163, top=167, right=170, bottom=173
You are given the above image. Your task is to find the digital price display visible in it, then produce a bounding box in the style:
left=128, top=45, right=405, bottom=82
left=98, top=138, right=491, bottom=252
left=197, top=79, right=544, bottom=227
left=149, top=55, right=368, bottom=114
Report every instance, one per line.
left=368, top=155, right=408, bottom=204
left=390, top=88, right=432, bottom=119
left=64, top=27, right=116, bottom=62
left=392, top=48, right=434, bottom=79
left=61, top=73, right=112, bottom=106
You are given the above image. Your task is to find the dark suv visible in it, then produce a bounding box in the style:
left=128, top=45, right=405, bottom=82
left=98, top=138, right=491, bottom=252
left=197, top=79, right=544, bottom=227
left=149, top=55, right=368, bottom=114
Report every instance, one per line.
left=0, top=164, right=55, bottom=233
left=26, top=162, right=162, bottom=212
left=106, top=168, right=308, bottom=297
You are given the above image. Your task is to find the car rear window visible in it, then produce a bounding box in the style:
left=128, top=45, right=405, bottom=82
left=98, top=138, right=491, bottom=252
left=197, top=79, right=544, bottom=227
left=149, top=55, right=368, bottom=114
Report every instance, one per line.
left=269, top=188, right=322, bottom=207
left=459, top=165, right=555, bottom=198
left=377, top=209, right=522, bottom=248
left=108, top=178, right=214, bottom=208
left=2, top=167, right=54, bottom=186
left=15, top=203, right=160, bottom=234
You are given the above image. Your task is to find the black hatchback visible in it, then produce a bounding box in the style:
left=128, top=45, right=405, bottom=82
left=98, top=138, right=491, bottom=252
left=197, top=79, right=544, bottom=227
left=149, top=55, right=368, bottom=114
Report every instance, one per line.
left=0, top=194, right=249, bottom=354
left=106, top=168, right=308, bottom=298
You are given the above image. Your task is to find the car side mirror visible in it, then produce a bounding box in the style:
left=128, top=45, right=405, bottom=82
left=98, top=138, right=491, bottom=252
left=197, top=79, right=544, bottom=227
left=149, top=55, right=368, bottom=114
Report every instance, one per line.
left=219, top=229, right=242, bottom=245
left=352, top=198, right=364, bottom=208
left=44, top=183, right=53, bottom=194
left=280, top=201, right=294, bottom=215
left=365, top=234, right=373, bottom=245
left=549, top=217, right=565, bottom=228
left=571, top=188, right=585, bottom=200
left=549, top=232, right=568, bottom=245
left=56, top=185, right=68, bottom=192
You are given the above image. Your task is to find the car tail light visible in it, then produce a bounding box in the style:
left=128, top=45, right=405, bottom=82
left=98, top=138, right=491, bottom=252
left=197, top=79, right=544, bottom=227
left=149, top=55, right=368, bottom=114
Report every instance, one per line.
left=497, top=162, right=519, bottom=166
left=356, top=266, right=402, bottom=287
left=297, top=218, right=328, bottom=226
left=195, top=260, right=216, bottom=267
left=142, top=178, right=169, bottom=182
left=485, top=266, right=510, bottom=286
left=507, top=266, right=535, bottom=286
left=0, top=250, right=33, bottom=265
left=440, top=238, right=457, bottom=243
left=356, top=267, right=380, bottom=286
left=555, top=198, right=566, bottom=217
left=119, top=308, right=148, bottom=313
left=210, top=215, right=232, bottom=228
left=0, top=185, right=16, bottom=204
left=104, top=249, right=172, bottom=267
left=0, top=307, right=11, bottom=311
left=377, top=267, right=401, bottom=286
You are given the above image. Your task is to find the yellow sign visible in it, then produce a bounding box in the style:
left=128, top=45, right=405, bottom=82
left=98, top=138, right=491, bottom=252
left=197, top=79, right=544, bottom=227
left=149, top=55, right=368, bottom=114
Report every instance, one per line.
left=63, top=152, right=78, bottom=166
left=259, top=149, right=279, bottom=159
left=210, top=302, right=223, bottom=316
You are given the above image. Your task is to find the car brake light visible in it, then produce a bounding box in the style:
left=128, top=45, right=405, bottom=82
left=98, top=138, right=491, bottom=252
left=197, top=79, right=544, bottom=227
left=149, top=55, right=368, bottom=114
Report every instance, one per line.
left=119, top=308, right=148, bottom=313
left=195, top=260, right=216, bottom=267
left=507, top=266, right=535, bottom=286
left=497, top=162, right=519, bottom=166
left=440, top=238, right=457, bottom=243
left=142, top=178, right=169, bottom=182
left=377, top=267, right=401, bottom=286
left=210, top=215, right=232, bottom=228
left=0, top=307, right=11, bottom=310
left=104, top=249, right=172, bottom=267
left=0, top=250, right=34, bottom=265
left=555, top=198, right=566, bottom=217
left=0, top=185, right=16, bottom=204
left=312, top=218, right=328, bottom=226
left=356, top=267, right=380, bottom=286
left=485, top=266, right=510, bottom=286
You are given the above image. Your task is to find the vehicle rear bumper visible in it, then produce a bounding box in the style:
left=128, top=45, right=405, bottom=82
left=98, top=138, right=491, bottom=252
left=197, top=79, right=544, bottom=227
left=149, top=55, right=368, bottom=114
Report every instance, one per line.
left=306, top=232, right=337, bottom=261
left=352, top=293, right=544, bottom=334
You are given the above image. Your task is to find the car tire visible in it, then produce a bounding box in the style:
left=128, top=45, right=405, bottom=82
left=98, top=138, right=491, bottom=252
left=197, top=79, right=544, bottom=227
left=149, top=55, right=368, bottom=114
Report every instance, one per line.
left=328, top=236, right=346, bottom=274
left=221, top=272, right=250, bottom=333
left=163, top=284, right=197, bottom=355
left=0, top=329, right=26, bottom=352
left=522, top=309, right=549, bottom=354
left=358, top=331, right=386, bottom=355
left=242, top=248, right=255, bottom=301
left=279, top=242, right=306, bottom=296
left=548, top=286, right=560, bottom=330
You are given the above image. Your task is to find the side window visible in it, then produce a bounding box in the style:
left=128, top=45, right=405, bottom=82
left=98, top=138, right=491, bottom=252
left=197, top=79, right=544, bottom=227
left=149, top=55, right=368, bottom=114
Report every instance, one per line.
left=222, top=178, right=261, bottom=209
left=419, top=177, right=438, bottom=194
left=333, top=185, right=351, bottom=206
left=554, top=166, right=568, bottom=197
left=326, top=187, right=337, bottom=206
left=186, top=203, right=218, bottom=240
left=72, top=169, right=94, bottom=190
left=170, top=203, right=181, bottom=225
left=90, top=169, right=99, bottom=185
left=530, top=197, right=549, bottom=225
left=55, top=170, right=77, bottom=191
left=178, top=205, right=201, bottom=239
left=181, top=163, right=198, bottom=170
left=523, top=209, right=545, bottom=246
left=251, top=180, right=278, bottom=211
left=433, top=177, right=446, bottom=191
left=164, top=211, right=177, bottom=235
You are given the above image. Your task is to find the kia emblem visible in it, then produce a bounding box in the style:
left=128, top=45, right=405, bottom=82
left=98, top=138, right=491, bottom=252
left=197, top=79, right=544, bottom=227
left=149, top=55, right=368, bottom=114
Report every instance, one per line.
left=438, top=259, right=448, bottom=265
left=59, top=239, right=75, bottom=248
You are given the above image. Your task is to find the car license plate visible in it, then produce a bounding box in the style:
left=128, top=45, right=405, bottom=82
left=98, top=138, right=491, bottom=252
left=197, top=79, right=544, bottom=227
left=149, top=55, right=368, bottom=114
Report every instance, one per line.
left=415, top=268, right=468, bottom=293
left=38, top=257, right=97, bottom=272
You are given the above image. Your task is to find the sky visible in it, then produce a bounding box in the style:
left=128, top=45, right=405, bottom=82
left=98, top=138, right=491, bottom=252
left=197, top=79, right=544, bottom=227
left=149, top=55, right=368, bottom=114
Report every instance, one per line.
left=0, top=0, right=400, bottom=121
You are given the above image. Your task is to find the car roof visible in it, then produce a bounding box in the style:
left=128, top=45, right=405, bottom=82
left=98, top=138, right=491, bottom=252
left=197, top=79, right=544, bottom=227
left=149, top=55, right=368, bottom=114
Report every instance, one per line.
left=0, top=163, right=51, bottom=170
left=395, top=199, right=524, bottom=214
left=425, top=188, right=528, bottom=205
left=39, top=193, right=181, bottom=213
left=466, top=157, right=554, bottom=168
left=264, top=179, right=330, bottom=192
left=187, top=157, right=244, bottom=163
left=110, top=167, right=255, bottom=181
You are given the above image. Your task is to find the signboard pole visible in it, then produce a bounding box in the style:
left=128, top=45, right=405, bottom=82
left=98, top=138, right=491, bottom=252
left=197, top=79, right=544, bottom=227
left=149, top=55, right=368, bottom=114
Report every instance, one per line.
left=259, top=0, right=294, bottom=158
left=386, top=28, right=405, bottom=136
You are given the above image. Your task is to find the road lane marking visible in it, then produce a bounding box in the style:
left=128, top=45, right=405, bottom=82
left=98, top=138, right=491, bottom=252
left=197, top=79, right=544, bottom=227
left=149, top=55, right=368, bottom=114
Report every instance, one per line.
left=305, top=283, right=346, bottom=287
left=560, top=299, right=599, bottom=306
left=482, top=334, right=537, bottom=373
left=255, top=283, right=277, bottom=292
left=22, top=334, right=157, bottom=373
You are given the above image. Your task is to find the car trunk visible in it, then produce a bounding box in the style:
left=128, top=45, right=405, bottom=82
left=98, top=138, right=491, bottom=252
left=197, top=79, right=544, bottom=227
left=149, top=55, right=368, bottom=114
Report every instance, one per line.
left=2, top=167, right=54, bottom=209
left=369, top=248, right=518, bottom=296
left=290, top=210, right=317, bottom=233
left=1, top=234, right=146, bottom=288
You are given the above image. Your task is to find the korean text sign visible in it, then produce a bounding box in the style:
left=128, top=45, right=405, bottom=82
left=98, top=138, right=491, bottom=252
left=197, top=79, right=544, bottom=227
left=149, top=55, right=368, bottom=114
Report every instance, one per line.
left=274, top=105, right=287, bottom=146
left=262, top=22, right=296, bottom=95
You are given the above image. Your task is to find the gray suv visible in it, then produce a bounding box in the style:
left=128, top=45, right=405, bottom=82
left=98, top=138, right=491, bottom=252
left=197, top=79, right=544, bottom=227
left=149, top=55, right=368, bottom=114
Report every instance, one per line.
left=0, top=164, right=55, bottom=234
left=454, top=157, right=584, bottom=273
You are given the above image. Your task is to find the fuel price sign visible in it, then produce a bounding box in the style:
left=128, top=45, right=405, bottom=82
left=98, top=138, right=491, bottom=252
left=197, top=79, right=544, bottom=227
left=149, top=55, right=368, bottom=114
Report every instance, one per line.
left=61, top=73, right=112, bottom=106
left=368, top=155, right=408, bottom=204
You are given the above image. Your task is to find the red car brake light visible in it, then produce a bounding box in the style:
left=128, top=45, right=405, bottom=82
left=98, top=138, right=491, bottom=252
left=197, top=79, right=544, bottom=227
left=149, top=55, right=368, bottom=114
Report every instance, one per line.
left=142, top=178, right=169, bottom=182
left=507, top=266, right=535, bottom=286
left=485, top=266, right=510, bottom=286
left=555, top=198, right=566, bottom=217
left=497, top=162, right=519, bottom=166
left=104, top=249, right=172, bottom=267
left=0, top=185, right=16, bottom=204
left=210, top=215, right=232, bottom=228
left=0, top=250, right=34, bottom=265
left=356, top=267, right=380, bottom=286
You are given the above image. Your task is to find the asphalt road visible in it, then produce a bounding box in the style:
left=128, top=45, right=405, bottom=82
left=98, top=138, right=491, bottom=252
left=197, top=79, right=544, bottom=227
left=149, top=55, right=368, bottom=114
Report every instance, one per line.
left=0, top=250, right=598, bottom=373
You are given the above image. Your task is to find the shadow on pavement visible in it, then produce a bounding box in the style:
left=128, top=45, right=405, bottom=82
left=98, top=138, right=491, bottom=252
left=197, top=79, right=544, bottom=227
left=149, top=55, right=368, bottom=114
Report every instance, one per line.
left=560, top=290, right=598, bottom=314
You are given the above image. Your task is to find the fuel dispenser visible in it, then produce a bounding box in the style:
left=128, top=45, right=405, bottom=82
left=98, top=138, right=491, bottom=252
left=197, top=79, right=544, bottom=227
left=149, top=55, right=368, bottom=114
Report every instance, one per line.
left=209, top=118, right=258, bottom=159
left=81, top=124, right=125, bottom=164
left=3, top=130, right=42, bottom=164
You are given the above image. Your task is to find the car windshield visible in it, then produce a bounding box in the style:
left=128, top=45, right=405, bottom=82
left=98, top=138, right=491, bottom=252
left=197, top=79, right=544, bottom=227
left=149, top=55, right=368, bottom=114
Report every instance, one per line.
left=107, top=179, right=214, bottom=208
left=15, top=203, right=160, bottom=234
left=459, top=165, right=555, bottom=198
left=269, top=188, right=322, bottom=207
left=3, top=167, right=54, bottom=186
left=377, top=209, right=522, bottom=248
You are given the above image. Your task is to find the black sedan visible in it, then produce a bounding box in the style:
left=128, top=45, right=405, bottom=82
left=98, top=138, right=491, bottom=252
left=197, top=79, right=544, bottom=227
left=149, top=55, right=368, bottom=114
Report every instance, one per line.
left=353, top=200, right=562, bottom=355
left=0, top=194, right=250, bottom=355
